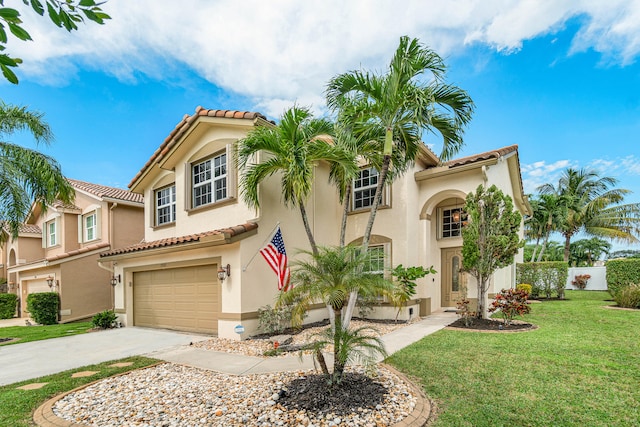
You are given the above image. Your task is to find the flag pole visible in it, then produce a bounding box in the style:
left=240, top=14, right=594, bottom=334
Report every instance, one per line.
left=242, top=221, right=280, bottom=271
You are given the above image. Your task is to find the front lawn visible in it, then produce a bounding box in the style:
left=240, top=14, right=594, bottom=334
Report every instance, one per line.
left=0, top=321, right=93, bottom=346
left=388, top=291, right=640, bottom=427
left=0, top=356, right=158, bottom=427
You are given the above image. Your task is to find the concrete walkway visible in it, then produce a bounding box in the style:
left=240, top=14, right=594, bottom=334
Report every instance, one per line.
left=150, top=311, right=458, bottom=375
left=1, top=311, right=457, bottom=385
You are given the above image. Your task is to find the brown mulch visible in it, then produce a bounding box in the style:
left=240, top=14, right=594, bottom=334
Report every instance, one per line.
left=447, top=317, right=536, bottom=332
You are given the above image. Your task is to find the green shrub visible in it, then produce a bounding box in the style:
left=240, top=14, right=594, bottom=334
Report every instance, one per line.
left=517, top=262, right=568, bottom=299
left=26, top=292, right=59, bottom=325
left=606, top=259, right=640, bottom=297
left=92, top=310, right=117, bottom=329
left=0, top=293, right=17, bottom=319
left=614, top=284, right=640, bottom=309
left=257, top=304, right=294, bottom=335
left=516, top=283, right=532, bottom=296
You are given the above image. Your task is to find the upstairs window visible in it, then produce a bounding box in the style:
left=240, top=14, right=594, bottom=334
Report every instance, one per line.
left=156, top=185, right=176, bottom=226
left=353, top=167, right=379, bottom=210
left=44, top=219, right=58, bottom=247
left=192, top=152, right=227, bottom=208
left=78, top=208, right=102, bottom=243
left=84, top=212, right=97, bottom=241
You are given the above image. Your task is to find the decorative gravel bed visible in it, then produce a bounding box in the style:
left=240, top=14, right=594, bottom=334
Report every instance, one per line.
left=53, top=363, right=418, bottom=427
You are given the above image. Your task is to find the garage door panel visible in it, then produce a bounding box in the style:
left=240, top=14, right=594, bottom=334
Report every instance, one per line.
left=133, top=265, right=218, bottom=334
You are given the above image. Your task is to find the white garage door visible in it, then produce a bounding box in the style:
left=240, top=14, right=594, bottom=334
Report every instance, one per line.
left=133, top=265, right=219, bottom=334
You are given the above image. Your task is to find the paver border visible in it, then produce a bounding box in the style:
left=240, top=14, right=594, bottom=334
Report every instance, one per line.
left=34, top=361, right=432, bottom=427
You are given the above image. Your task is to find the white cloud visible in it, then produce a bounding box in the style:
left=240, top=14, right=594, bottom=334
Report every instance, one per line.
left=8, top=0, right=640, bottom=113
left=521, top=159, right=573, bottom=193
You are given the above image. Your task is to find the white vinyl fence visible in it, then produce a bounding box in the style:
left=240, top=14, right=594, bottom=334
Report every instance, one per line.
left=565, top=266, right=607, bottom=291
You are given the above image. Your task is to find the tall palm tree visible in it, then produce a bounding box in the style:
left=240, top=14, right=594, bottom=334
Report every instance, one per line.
left=535, top=193, right=567, bottom=262
left=278, top=245, right=391, bottom=384
left=237, top=106, right=356, bottom=255
left=539, top=168, right=640, bottom=262
left=326, top=35, right=474, bottom=322
left=0, top=102, right=74, bottom=240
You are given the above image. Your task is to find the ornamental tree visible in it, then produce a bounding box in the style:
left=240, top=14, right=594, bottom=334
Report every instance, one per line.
left=462, top=184, right=523, bottom=318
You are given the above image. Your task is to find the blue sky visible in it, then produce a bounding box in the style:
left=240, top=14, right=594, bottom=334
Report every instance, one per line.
left=1, top=1, right=639, bottom=250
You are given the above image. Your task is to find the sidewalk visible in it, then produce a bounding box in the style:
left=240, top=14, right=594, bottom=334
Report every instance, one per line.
left=149, top=311, right=458, bottom=374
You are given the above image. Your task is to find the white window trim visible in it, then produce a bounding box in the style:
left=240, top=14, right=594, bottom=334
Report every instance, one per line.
left=187, top=145, right=235, bottom=211
left=351, top=166, right=390, bottom=212
left=155, top=184, right=176, bottom=226
left=43, top=216, right=60, bottom=248
left=438, top=205, right=465, bottom=240
left=77, top=208, right=102, bottom=243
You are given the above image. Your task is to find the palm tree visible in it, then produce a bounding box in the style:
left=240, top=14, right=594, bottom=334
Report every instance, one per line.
left=539, top=168, right=640, bottom=262
left=278, top=245, right=392, bottom=384
left=326, top=35, right=474, bottom=321
left=0, top=102, right=74, bottom=239
left=237, top=106, right=356, bottom=255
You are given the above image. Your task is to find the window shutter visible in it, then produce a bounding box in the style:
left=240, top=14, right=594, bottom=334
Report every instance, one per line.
left=77, top=215, right=83, bottom=243
left=42, top=226, right=47, bottom=248
left=185, top=162, right=191, bottom=210
left=95, top=208, right=102, bottom=240
left=226, top=144, right=236, bottom=199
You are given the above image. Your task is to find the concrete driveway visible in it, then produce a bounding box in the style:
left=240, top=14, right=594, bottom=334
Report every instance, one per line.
left=0, top=327, right=210, bottom=386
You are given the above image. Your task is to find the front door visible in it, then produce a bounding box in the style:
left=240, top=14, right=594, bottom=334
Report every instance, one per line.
left=441, top=247, right=463, bottom=307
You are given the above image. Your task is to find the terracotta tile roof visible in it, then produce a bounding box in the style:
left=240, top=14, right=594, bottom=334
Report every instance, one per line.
left=1, top=223, right=41, bottom=235
left=100, top=222, right=258, bottom=258
left=19, top=224, right=42, bottom=234
left=129, top=106, right=271, bottom=189
left=446, top=145, right=518, bottom=168
left=68, top=179, right=143, bottom=204
left=46, top=242, right=111, bottom=262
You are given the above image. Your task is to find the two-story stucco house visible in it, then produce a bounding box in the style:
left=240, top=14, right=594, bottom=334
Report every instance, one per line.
left=4, top=180, right=144, bottom=322
left=99, top=106, right=531, bottom=340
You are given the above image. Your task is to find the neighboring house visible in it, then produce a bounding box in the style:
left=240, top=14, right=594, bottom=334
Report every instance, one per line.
left=4, top=179, right=144, bottom=322
left=100, top=106, right=531, bottom=340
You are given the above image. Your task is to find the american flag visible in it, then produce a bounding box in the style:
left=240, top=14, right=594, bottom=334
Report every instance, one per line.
left=260, top=226, right=291, bottom=291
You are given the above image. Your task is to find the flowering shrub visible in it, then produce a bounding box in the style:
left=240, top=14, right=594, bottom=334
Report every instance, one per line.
left=571, top=274, right=591, bottom=290
left=489, top=288, right=531, bottom=326
left=456, top=298, right=475, bottom=327
left=516, top=283, right=532, bottom=296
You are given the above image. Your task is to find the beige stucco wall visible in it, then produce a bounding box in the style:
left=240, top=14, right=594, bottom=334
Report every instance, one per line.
left=111, top=204, right=144, bottom=250
left=59, top=254, right=111, bottom=322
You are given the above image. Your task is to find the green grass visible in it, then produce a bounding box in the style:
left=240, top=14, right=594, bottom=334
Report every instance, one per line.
left=0, top=321, right=93, bottom=346
left=0, top=356, right=159, bottom=427
left=388, top=291, right=640, bottom=427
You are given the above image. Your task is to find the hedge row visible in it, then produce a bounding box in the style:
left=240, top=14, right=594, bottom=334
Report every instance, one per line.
left=606, top=258, right=640, bottom=297
left=0, top=293, right=17, bottom=319
left=516, top=262, right=569, bottom=299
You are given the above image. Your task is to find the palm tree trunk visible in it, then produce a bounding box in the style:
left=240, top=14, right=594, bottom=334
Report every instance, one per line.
left=339, top=185, right=351, bottom=247
left=333, top=310, right=344, bottom=383
left=299, top=203, right=318, bottom=256
left=344, top=150, right=393, bottom=329
left=530, top=238, right=540, bottom=262
left=563, top=233, right=572, bottom=263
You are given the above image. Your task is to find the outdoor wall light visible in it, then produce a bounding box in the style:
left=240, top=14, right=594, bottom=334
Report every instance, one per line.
left=110, top=274, right=121, bottom=286
left=452, top=209, right=461, bottom=223
left=217, top=264, right=231, bottom=281
left=47, top=276, right=59, bottom=290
